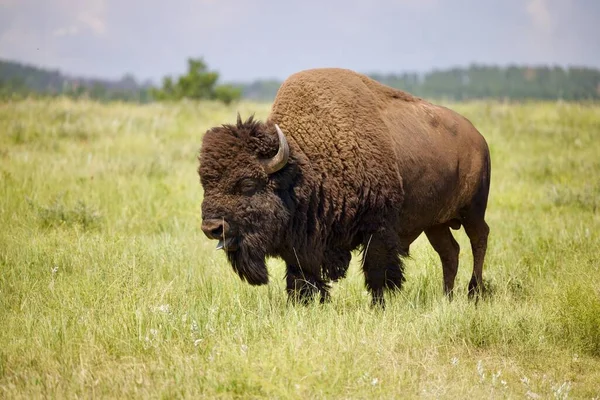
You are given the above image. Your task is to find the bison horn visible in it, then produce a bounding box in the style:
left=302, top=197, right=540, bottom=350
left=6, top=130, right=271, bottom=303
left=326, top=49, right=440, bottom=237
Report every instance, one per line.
left=261, top=124, right=289, bottom=174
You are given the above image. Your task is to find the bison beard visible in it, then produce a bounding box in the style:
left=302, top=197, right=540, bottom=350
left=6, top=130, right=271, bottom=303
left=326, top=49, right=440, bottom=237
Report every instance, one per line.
left=218, top=215, right=286, bottom=286
left=226, top=244, right=269, bottom=286
left=218, top=196, right=290, bottom=287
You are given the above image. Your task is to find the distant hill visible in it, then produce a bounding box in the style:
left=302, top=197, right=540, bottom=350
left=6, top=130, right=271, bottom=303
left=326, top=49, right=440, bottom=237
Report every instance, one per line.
left=0, top=59, right=154, bottom=102
left=2, top=58, right=600, bottom=102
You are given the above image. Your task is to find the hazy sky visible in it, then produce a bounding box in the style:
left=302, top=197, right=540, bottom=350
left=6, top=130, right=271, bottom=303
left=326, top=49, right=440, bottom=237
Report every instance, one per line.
left=1, top=0, right=599, bottom=83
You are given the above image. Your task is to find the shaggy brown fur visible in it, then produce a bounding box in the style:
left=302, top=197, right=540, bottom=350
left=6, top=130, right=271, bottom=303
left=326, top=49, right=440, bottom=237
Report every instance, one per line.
left=198, top=68, right=491, bottom=307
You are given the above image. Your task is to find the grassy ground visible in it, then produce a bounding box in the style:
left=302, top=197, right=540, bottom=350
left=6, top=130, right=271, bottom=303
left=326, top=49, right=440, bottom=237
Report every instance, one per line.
left=0, top=98, right=599, bottom=399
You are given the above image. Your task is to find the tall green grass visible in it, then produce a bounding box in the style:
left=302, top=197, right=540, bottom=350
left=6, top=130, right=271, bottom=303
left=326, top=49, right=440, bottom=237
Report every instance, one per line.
left=1, top=98, right=599, bottom=398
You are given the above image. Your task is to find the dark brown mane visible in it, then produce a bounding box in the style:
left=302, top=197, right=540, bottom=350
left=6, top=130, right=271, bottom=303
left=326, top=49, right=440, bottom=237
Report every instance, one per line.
left=216, top=114, right=261, bottom=139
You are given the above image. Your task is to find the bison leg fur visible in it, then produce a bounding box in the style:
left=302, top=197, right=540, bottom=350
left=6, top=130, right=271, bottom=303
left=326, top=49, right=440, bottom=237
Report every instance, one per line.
left=461, top=174, right=491, bottom=300
left=361, top=235, right=405, bottom=308
left=285, top=263, right=330, bottom=305
left=425, top=224, right=460, bottom=299
left=463, top=218, right=489, bottom=299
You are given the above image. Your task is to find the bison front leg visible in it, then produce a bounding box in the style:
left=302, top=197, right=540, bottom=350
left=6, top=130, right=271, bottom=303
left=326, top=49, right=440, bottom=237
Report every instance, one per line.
left=285, top=263, right=330, bottom=305
left=361, top=235, right=405, bottom=308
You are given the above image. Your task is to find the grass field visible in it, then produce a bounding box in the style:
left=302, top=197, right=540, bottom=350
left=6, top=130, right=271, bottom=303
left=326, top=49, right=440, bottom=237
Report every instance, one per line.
left=1, top=98, right=599, bottom=399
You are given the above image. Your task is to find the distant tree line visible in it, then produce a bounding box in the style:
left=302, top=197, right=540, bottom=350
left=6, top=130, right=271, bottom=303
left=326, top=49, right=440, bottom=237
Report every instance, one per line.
left=2, top=58, right=599, bottom=103
left=0, top=59, right=153, bottom=102
left=370, top=65, right=600, bottom=102
left=243, top=65, right=600, bottom=102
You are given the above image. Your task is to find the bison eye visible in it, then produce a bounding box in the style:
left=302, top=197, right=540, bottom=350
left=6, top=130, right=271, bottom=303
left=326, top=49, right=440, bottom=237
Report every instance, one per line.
left=236, top=178, right=261, bottom=195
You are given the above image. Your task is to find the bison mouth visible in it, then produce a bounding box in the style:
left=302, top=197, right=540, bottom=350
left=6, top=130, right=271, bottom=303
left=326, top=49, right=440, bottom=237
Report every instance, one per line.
left=216, top=237, right=238, bottom=252
left=201, top=218, right=240, bottom=252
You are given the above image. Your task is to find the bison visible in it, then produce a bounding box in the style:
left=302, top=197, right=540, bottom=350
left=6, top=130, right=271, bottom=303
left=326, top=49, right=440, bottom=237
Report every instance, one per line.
left=198, top=68, right=491, bottom=307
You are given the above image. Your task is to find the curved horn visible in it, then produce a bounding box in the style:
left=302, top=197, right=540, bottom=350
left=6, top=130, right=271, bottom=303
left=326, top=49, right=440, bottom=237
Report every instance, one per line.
left=261, top=124, right=289, bottom=174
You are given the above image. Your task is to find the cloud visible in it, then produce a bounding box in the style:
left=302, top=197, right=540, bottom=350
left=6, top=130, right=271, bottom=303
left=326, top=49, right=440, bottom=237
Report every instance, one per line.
left=53, top=26, right=79, bottom=38
left=394, top=0, right=438, bottom=7
left=77, top=12, right=106, bottom=35
left=1, top=0, right=599, bottom=82
left=52, top=0, right=107, bottom=36
left=526, top=0, right=553, bottom=32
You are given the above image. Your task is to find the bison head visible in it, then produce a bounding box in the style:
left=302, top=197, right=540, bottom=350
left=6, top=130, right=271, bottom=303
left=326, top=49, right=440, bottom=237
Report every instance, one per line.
left=198, top=115, right=293, bottom=285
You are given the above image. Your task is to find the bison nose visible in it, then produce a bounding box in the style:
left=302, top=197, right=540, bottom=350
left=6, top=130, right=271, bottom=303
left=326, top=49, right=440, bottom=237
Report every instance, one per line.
left=201, top=219, right=230, bottom=240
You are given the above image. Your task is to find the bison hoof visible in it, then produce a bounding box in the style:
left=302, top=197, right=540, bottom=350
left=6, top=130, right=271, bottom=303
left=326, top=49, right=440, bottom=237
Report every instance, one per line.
left=468, top=278, right=486, bottom=302
left=370, top=292, right=386, bottom=309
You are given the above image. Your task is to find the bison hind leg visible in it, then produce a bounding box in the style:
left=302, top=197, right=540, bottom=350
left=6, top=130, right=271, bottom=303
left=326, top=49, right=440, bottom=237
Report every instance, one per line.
left=425, top=224, right=460, bottom=299
left=361, top=235, right=406, bottom=309
left=460, top=172, right=491, bottom=300
left=462, top=217, right=489, bottom=300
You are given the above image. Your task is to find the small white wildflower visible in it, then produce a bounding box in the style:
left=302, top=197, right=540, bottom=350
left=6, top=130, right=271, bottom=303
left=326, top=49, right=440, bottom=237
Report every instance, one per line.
left=492, top=370, right=501, bottom=385
left=526, top=390, right=541, bottom=399
left=450, top=357, right=459, bottom=366
left=194, top=339, right=203, bottom=347
left=521, top=376, right=531, bottom=387
left=501, top=380, right=507, bottom=388
left=149, top=328, right=158, bottom=337
left=51, top=265, right=59, bottom=275
left=240, top=344, right=248, bottom=353
left=572, top=353, right=579, bottom=362
left=477, top=360, right=485, bottom=381
left=143, top=333, right=157, bottom=349
left=371, top=378, right=379, bottom=386
left=552, top=381, right=571, bottom=400
left=191, top=320, right=199, bottom=333
left=156, top=304, right=171, bottom=314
